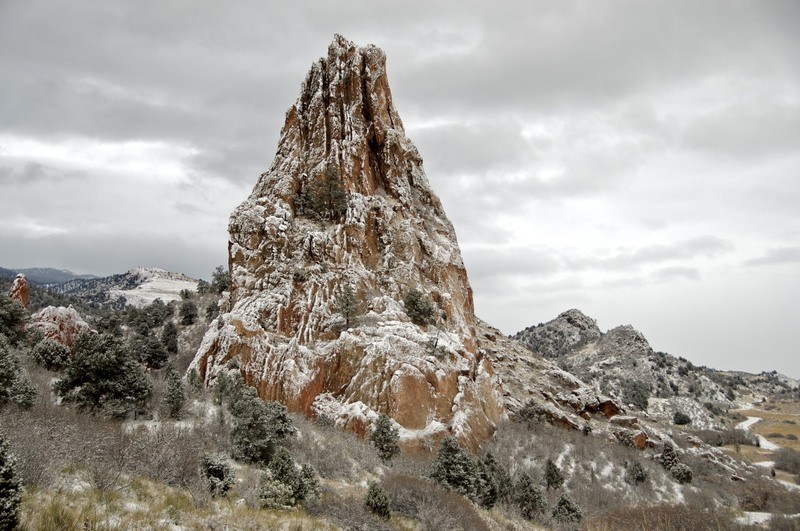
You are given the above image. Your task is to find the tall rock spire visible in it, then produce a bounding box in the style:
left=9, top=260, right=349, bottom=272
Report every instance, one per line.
left=190, top=35, right=503, bottom=449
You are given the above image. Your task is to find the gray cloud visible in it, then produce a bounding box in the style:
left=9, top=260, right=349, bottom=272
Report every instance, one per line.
left=652, top=266, right=701, bottom=282
left=745, top=247, right=800, bottom=267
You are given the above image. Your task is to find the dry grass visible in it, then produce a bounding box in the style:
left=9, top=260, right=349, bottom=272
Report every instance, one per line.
left=18, top=478, right=338, bottom=530
left=733, top=403, right=800, bottom=454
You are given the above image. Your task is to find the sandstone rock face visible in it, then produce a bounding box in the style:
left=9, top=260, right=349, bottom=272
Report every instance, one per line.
left=190, top=35, right=503, bottom=450
left=9, top=274, right=29, bottom=309
left=29, top=305, right=91, bottom=348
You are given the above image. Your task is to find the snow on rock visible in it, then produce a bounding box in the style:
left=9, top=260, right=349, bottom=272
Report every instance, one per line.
left=9, top=274, right=29, bottom=309
left=108, top=267, right=198, bottom=308
left=28, top=305, right=92, bottom=348
left=189, top=35, right=503, bottom=451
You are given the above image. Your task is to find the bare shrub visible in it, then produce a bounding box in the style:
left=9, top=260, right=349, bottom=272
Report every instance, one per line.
left=736, top=479, right=800, bottom=514
left=774, top=448, right=800, bottom=475
left=382, top=473, right=490, bottom=531
left=585, top=503, right=737, bottom=530
left=288, top=415, right=381, bottom=480
left=305, top=485, right=394, bottom=531
left=693, top=428, right=757, bottom=447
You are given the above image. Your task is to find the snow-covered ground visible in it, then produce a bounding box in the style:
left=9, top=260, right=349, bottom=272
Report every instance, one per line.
left=109, top=267, right=198, bottom=307
left=736, top=416, right=782, bottom=451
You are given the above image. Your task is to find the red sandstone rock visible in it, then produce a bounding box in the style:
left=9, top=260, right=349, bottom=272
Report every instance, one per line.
left=28, top=305, right=91, bottom=348
left=9, top=274, right=28, bottom=309
left=190, top=35, right=503, bottom=450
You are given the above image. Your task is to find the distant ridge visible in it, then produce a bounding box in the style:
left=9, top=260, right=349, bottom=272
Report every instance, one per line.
left=0, top=266, right=98, bottom=285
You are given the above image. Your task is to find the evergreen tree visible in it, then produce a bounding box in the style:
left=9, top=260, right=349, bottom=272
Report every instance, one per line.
left=268, top=448, right=315, bottom=505
left=364, top=481, right=391, bottom=519
left=31, top=338, right=71, bottom=371
left=513, top=471, right=545, bottom=520
left=483, top=452, right=514, bottom=501
left=260, top=476, right=295, bottom=509
left=0, top=431, right=21, bottom=530
left=54, top=333, right=152, bottom=418
left=309, top=164, right=348, bottom=222
left=179, top=300, right=198, bottom=325
left=160, top=321, right=178, bottom=354
left=545, top=458, right=564, bottom=490
left=551, top=494, right=582, bottom=524
left=129, top=332, right=168, bottom=369
left=430, top=436, right=477, bottom=498
left=0, top=336, right=36, bottom=409
left=369, top=414, right=400, bottom=463
left=658, top=442, right=679, bottom=471
left=200, top=454, right=235, bottom=497
left=229, top=388, right=294, bottom=466
left=403, top=289, right=434, bottom=326
left=624, top=460, right=650, bottom=485
left=478, top=451, right=511, bottom=508
left=163, top=366, right=186, bottom=420
left=336, top=285, right=358, bottom=328
left=211, top=265, right=230, bottom=294
left=0, top=294, right=26, bottom=346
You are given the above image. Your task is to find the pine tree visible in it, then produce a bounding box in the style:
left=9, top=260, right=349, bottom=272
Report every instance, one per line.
left=210, top=265, right=230, bottom=293
left=403, top=289, right=434, bottom=326
left=545, top=458, right=564, bottom=490
left=160, top=321, right=178, bottom=354
left=54, top=333, right=152, bottom=418
left=551, top=494, right=582, bottom=524
left=513, top=471, right=545, bottom=520
left=364, top=481, right=391, bottom=519
left=478, top=451, right=511, bottom=508
left=0, top=431, right=21, bottom=530
left=309, top=164, right=348, bottom=222
left=430, top=436, right=477, bottom=498
left=163, top=366, right=186, bottom=420
left=229, top=389, right=295, bottom=466
left=0, top=336, right=36, bottom=409
left=0, top=294, right=26, bottom=346
left=336, top=285, right=358, bottom=328
left=129, top=332, right=168, bottom=369
left=31, top=338, right=71, bottom=371
left=200, top=454, right=235, bottom=497
left=179, top=301, right=198, bottom=325
left=369, top=414, right=400, bottom=463
left=268, top=448, right=317, bottom=505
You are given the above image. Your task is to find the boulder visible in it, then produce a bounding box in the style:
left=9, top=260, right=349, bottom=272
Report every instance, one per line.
left=28, top=305, right=91, bottom=348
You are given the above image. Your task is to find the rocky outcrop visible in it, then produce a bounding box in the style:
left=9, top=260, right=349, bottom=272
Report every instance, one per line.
left=9, top=274, right=28, bottom=309
left=477, top=320, right=622, bottom=429
left=190, top=35, right=503, bottom=450
left=514, top=309, right=601, bottom=358
left=28, top=305, right=91, bottom=348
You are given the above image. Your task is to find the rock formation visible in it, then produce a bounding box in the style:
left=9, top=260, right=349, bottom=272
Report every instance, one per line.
left=28, top=305, right=91, bottom=348
left=9, top=274, right=28, bottom=309
left=190, top=35, right=503, bottom=450
left=513, top=309, right=601, bottom=359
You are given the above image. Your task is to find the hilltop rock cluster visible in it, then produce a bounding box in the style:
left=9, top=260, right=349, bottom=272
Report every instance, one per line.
left=190, top=35, right=503, bottom=449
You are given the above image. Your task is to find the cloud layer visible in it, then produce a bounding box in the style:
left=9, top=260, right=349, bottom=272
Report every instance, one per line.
left=1, top=1, right=798, bottom=376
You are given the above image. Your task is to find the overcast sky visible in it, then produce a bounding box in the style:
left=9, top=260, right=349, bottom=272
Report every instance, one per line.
left=1, top=1, right=798, bottom=377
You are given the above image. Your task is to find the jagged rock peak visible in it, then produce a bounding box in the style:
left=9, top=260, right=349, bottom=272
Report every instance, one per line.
left=190, top=35, right=502, bottom=450
left=514, top=308, right=602, bottom=359
left=9, top=274, right=28, bottom=309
